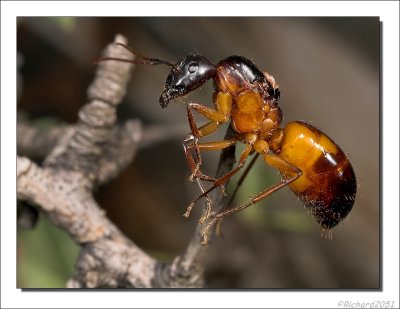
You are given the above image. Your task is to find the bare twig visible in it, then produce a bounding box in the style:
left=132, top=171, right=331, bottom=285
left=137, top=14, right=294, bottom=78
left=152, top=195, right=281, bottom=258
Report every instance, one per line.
left=42, top=34, right=133, bottom=177
left=17, top=120, right=73, bottom=160
left=17, top=35, right=157, bottom=288
left=17, top=34, right=234, bottom=288
left=157, top=126, right=236, bottom=287
left=17, top=121, right=188, bottom=160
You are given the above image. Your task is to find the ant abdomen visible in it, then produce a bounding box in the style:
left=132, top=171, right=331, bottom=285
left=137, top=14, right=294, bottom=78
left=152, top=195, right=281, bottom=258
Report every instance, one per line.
left=273, top=121, right=357, bottom=228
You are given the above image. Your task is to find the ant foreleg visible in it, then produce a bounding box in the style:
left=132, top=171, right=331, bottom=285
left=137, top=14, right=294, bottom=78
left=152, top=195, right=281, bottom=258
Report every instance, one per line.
left=184, top=97, right=232, bottom=180
left=184, top=138, right=217, bottom=183
left=182, top=95, right=233, bottom=222
left=183, top=138, right=238, bottom=221
left=183, top=177, right=213, bottom=223
left=184, top=105, right=224, bottom=181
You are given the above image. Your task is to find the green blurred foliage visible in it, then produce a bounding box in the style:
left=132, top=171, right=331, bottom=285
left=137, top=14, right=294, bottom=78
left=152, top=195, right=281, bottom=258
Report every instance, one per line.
left=17, top=215, right=80, bottom=288
left=49, top=17, right=77, bottom=32
left=32, top=116, right=64, bottom=129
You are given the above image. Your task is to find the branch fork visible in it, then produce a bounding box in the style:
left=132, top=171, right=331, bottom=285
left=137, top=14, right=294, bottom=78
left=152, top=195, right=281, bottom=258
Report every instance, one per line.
left=17, top=34, right=234, bottom=288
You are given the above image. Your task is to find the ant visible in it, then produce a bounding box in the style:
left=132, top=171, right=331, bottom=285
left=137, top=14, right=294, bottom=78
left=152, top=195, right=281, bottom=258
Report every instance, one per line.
left=97, top=43, right=357, bottom=245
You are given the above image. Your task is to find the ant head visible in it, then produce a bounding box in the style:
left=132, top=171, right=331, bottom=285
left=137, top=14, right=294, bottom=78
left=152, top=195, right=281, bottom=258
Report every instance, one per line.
left=95, top=44, right=215, bottom=108
left=160, top=55, right=216, bottom=108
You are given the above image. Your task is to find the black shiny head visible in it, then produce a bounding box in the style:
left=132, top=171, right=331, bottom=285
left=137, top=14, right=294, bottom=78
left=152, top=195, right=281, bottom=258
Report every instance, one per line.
left=160, top=55, right=216, bottom=108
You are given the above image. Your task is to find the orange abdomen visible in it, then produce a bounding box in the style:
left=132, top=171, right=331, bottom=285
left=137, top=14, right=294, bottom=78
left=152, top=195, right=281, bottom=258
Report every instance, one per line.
left=276, top=121, right=357, bottom=229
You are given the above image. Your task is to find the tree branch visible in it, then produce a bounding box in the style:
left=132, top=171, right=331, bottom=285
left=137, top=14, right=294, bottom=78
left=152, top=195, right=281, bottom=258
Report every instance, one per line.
left=17, top=119, right=74, bottom=160
left=17, top=120, right=188, bottom=163
left=44, top=34, right=134, bottom=177
left=17, top=34, right=235, bottom=288
left=156, top=126, right=236, bottom=287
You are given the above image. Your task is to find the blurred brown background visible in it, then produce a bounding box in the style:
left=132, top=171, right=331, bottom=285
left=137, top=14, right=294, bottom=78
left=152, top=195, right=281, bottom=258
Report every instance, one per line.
left=17, top=17, right=380, bottom=289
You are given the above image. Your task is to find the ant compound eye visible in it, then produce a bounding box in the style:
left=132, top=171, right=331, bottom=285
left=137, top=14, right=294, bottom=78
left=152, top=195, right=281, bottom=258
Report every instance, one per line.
left=274, top=88, right=280, bottom=100
left=188, top=62, right=199, bottom=74
left=267, top=88, right=275, bottom=97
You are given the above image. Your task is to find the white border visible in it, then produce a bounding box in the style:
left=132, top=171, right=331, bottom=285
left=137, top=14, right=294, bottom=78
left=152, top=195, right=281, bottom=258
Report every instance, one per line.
left=2, top=1, right=399, bottom=308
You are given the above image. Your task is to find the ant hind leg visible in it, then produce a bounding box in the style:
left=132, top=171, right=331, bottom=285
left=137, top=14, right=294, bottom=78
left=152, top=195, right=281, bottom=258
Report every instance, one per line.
left=200, top=154, right=302, bottom=245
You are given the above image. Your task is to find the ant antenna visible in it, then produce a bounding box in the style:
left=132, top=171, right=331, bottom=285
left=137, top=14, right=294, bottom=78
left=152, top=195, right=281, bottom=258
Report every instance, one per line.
left=94, top=43, right=174, bottom=67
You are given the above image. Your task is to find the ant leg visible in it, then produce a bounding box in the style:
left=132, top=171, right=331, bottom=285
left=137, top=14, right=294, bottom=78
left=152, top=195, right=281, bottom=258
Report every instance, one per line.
left=183, top=150, right=214, bottom=221
left=184, top=139, right=215, bottom=183
left=184, top=103, right=228, bottom=181
left=182, top=94, right=233, bottom=221
left=184, top=94, right=232, bottom=179
left=200, top=154, right=302, bottom=245
left=215, top=153, right=260, bottom=237
left=183, top=138, right=238, bottom=222
left=187, top=144, right=253, bottom=223
left=184, top=122, right=220, bottom=182
left=184, top=177, right=213, bottom=220
left=182, top=104, right=235, bottom=222
left=198, top=139, right=238, bottom=193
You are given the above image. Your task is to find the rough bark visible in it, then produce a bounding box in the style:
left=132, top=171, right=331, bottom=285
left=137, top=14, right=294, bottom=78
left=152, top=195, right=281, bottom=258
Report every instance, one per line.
left=17, top=34, right=235, bottom=288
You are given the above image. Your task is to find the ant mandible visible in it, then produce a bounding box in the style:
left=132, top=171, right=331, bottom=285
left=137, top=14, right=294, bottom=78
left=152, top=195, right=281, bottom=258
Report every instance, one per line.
left=97, top=43, right=357, bottom=245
